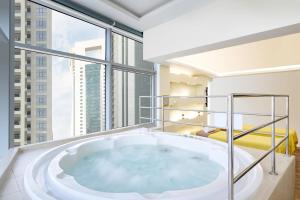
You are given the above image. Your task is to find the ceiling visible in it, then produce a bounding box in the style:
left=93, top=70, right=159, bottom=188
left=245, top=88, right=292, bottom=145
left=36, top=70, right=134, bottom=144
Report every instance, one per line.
left=71, top=0, right=207, bottom=31
left=109, top=0, right=172, bottom=17
left=169, top=33, right=300, bottom=77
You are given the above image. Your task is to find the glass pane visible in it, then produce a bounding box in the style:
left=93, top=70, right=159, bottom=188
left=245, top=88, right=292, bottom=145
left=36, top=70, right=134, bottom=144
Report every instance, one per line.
left=14, top=0, right=106, bottom=60
left=112, top=70, right=152, bottom=129
left=13, top=49, right=105, bottom=147
left=112, top=70, right=124, bottom=128
left=129, top=72, right=152, bottom=125
left=112, top=32, right=153, bottom=70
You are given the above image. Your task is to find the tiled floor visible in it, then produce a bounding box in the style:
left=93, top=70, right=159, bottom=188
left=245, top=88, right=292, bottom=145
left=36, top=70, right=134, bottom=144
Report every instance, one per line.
left=0, top=148, right=50, bottom=200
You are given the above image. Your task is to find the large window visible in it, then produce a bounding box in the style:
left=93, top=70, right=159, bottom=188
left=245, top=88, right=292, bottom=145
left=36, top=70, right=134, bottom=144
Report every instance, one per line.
left=12, top=0, right=154, bottom=148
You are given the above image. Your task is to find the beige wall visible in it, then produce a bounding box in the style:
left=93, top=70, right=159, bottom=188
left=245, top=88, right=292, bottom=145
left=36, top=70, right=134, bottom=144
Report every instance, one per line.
left=209, top=70, right=300, bottom=145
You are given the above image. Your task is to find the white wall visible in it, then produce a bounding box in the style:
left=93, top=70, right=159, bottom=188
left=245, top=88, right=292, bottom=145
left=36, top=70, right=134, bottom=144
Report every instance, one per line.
left=171, top=33, right=300, bottom=75
left=144, top=0, right=300, bottom=62
left=209, top=71, right=300, bottom=145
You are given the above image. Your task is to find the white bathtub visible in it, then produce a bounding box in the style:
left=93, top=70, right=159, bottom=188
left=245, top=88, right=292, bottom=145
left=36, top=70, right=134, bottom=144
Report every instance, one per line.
left=24, top=129, right=263, bottom=200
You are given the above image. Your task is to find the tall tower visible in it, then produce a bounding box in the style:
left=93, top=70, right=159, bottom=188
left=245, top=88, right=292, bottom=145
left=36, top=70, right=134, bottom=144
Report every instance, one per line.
left=14, top=1, right=52, bottom=146
left=70, top=40, right=105, bottom=136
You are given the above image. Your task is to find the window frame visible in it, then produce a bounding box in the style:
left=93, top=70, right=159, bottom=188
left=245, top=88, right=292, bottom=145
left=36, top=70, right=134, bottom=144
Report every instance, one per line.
left=11, top=0, right=156, bottom=148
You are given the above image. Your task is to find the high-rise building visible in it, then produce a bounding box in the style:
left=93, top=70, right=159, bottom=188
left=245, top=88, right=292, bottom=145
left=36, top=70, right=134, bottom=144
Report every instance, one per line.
left=70, top=37, right=151, bottom=134
left=13, top=1, right=52, bottom=146
left=70, top=40, right=106, bottom=136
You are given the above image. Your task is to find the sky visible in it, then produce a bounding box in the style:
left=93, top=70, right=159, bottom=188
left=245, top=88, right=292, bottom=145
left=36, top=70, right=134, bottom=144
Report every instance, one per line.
left=51, top=10, right=105, bottom=140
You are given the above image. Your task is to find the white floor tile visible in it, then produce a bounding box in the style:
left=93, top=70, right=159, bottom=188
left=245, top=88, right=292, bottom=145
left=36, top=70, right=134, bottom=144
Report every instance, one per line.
left=11, top=149, right=46, bottom=178
left=0, top=170, right=20, bottom=196
left=0, top=192, right=23, bottom=200
left=15, top=176, right=24, bottom=193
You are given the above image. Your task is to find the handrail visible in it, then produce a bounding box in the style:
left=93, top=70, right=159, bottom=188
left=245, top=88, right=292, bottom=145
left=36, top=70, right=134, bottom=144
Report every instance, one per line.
left=138, top=94, right=290, bottom=200
left=140, top=94, right=289, bottom=98
left=140, top=117, right=226, bottom=129
left=232, top=93, right=289, bottom=98
left=140, top=106, right=286, bottom=117
left=139, top=95, right=227, bottom=98
left=227, top=94, right=289, bottom=200
left=234, top=135, right=288, bottom=183
left=234, top=115, right=288, bottom=140
left=140, top=106, right=226, bottom=114
left=157, top=119, right=226, bottom=129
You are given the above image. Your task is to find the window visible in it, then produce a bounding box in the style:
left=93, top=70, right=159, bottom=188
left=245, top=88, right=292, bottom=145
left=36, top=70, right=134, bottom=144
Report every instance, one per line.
left=36, top=6, right=47, bottom=16
left=36, top=69, right=47, bottom=80
left=12, top=0, right=153, bottom=149
left=18, top=1, right=106, bottom=59
left=37, top=133, right=47, bottom=142
left=15, top=17, right=21, bottom=27
left=14, top=133, right=20, bottom=139
left=15, top=32, right=21, bottom=41
left=36, top=31, right=47, bottom=41
left=36, top=56, right=46, bottom=67
left=36, top=108, right=47, bottom=118
left=112, top=33, right=153, bottom=70
left=37, top=121, right=47, bottom=131
left=36, top=19, right=47, bottom=29
left=36, top=82, right=47, bottom=93
left=15, top=60, right=21, bottom=69
left=15, top=49, right=20, bottom=56
left=15, top=3, right=21, bottom=13
left=36, top=95, right=47, bottom=105
left=26, top=6, right=31, bottom=13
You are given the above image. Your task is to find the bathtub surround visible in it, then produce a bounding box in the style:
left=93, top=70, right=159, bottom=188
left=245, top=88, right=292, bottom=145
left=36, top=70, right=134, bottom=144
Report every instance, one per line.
left=24, top=130, right=263, bottom=199
left=0, top=128, right=295, bottom=200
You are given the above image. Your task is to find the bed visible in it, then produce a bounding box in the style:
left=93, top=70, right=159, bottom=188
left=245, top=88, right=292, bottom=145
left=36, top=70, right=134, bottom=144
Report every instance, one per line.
left=206, top=125, right=298, bottom=155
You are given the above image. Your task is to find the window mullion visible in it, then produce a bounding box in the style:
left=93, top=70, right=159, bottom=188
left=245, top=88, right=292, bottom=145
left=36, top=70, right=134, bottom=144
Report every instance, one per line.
left=105, top=28, right=113, bottom=130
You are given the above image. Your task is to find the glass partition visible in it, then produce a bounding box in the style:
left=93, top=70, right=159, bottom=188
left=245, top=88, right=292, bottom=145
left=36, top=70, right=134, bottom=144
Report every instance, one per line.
left=113, top=70, right=152, bottom=128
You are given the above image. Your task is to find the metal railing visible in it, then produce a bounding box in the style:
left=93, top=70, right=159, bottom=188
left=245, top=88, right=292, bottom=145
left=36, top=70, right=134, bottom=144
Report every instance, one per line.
left=139, top=94, right=290, bottom=200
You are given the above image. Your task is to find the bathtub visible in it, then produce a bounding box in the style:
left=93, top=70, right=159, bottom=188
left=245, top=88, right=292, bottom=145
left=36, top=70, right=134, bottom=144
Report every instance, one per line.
left=24, top=129, right=263, bottom=200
